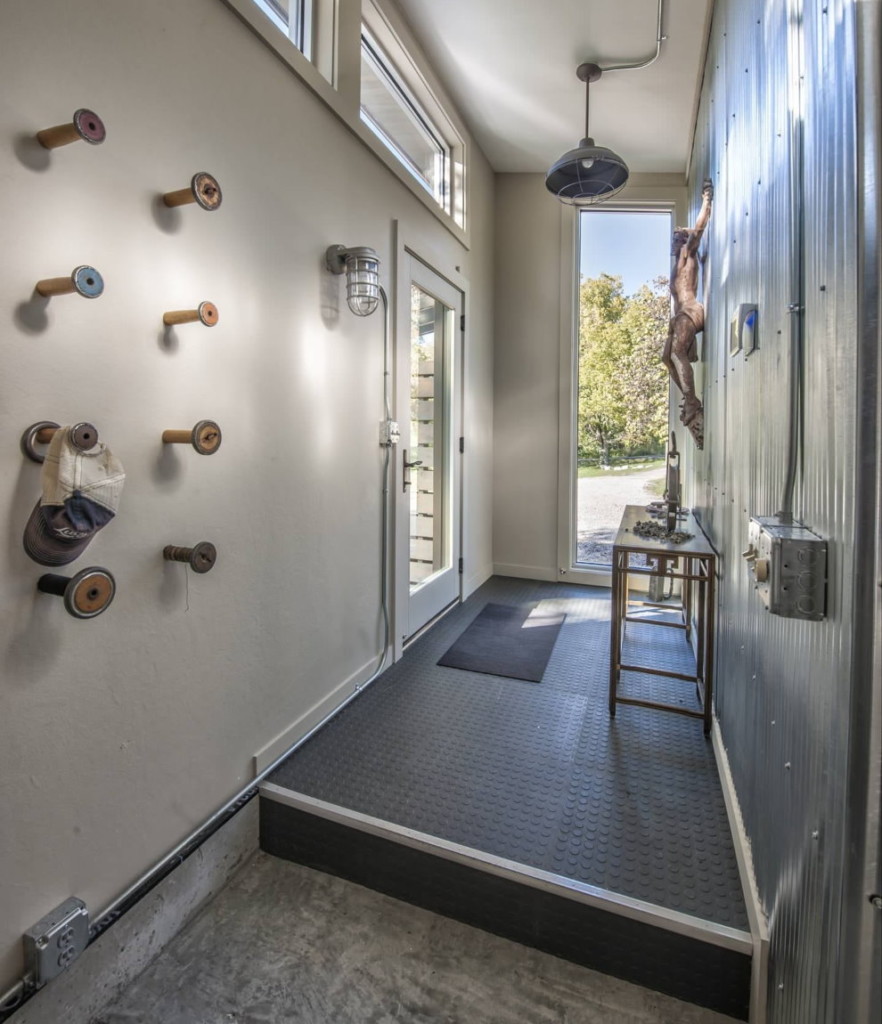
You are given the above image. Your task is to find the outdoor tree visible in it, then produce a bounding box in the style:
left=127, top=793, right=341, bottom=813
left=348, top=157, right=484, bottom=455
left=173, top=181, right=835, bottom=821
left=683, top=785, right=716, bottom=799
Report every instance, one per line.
left=578, top=273, right=669, bottom=464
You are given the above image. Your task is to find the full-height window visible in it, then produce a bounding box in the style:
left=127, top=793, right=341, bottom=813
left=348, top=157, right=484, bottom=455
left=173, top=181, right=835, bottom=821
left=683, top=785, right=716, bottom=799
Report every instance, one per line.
left=574, top=210, right=671, bottom=567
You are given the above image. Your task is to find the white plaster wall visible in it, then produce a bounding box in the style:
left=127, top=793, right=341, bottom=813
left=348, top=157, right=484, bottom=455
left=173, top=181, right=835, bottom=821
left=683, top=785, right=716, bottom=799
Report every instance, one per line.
left=0, top=0, right=494, bottom=988
left=492, top=173, right=686, bottom=580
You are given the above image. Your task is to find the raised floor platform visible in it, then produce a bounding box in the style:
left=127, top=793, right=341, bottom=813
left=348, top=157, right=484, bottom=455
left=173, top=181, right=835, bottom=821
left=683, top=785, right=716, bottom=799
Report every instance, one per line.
left=262, top=576, right=752, bottom=1020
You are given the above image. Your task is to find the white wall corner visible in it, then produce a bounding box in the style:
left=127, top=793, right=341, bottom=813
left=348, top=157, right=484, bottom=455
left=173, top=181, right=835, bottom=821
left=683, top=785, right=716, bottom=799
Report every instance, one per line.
left=251, top=653, right=383, bottom=775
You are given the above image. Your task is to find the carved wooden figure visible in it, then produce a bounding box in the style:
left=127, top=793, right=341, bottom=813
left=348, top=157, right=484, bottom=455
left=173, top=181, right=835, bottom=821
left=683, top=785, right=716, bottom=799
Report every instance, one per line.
left=663, top=179, right=714, bottom=449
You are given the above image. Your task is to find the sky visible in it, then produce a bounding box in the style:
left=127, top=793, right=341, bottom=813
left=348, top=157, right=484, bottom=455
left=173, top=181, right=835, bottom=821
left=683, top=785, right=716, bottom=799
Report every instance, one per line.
left=579, top=210, right=671, bottom=296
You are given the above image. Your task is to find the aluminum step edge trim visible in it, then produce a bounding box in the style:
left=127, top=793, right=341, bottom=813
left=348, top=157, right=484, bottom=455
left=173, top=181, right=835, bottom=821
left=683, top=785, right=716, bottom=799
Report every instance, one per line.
left=260, top=782, right=753, bottom=956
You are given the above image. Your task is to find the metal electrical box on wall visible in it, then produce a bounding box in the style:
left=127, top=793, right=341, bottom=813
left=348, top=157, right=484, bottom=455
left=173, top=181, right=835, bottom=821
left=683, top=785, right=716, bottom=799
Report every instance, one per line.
left=744, top=517, right=827, bottom=620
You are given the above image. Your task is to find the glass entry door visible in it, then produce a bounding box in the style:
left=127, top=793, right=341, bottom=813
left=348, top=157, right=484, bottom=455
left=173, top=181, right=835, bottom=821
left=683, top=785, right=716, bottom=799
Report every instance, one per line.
left=396, top=255, right=461, bottom=647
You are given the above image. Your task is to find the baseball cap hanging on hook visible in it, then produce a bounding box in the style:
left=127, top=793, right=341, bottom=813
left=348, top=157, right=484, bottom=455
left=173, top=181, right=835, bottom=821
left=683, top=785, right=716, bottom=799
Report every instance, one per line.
left=545, top=63, right=630, bottom=206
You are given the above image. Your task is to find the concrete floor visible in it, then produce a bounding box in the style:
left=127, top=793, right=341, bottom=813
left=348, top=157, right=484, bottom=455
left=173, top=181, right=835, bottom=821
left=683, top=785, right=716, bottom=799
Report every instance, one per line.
left=94, top=851, right=740, bottom=1024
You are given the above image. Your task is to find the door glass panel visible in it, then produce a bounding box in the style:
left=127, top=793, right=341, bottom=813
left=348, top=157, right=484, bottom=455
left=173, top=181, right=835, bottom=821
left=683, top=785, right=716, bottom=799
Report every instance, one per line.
left=409, top=284, right=449, bottom=588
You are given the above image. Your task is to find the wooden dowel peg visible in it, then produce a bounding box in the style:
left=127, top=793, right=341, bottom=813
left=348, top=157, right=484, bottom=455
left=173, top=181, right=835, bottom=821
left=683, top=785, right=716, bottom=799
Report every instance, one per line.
left=163, top=541, right=217, bottom=573
left=162, top=419, right=222, bottom=455
left=163, top=301, right=218, bottom=327
left=37, top=566, right=116, bottom=619
left=36, top=108, right=106, bottom=149
left=162, top=172, right=222, bottom=211
left=35, top=265, right=104, bottom=299
left=21, top=421, right=99, bottom=463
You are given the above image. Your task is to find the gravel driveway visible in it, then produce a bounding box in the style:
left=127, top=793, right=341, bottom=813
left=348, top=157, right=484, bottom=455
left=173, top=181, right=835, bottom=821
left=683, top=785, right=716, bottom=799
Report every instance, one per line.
left=577, top=465, right=666, bottom=565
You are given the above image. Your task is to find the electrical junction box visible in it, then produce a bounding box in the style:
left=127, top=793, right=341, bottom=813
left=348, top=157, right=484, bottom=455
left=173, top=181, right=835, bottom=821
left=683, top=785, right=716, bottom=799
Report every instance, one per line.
left=23, top=897, right=89, bottom=987
left=744, top=516, right=827, bottom=620
left=379, top=419, right=400, bottom=447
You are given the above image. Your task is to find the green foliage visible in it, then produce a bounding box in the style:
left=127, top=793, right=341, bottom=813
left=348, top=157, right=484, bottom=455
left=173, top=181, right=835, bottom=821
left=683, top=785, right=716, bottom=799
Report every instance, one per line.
left=578, top=273, right=669, bottom=464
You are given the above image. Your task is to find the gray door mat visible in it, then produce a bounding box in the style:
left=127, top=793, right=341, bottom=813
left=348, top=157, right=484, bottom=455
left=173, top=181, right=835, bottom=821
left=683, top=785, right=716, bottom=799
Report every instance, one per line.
left=437, top=601, right=566, bottom=681
left=268, top=575, right=748, bottom=931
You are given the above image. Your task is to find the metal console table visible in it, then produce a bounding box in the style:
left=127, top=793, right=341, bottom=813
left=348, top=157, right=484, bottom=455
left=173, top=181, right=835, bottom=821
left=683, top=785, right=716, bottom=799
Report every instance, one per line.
left=608, top=504, right=717, bottom=734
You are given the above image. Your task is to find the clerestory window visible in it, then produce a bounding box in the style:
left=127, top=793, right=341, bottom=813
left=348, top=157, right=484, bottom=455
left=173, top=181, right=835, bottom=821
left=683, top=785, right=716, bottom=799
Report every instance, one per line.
left=250, top=0, right=311, bottom=58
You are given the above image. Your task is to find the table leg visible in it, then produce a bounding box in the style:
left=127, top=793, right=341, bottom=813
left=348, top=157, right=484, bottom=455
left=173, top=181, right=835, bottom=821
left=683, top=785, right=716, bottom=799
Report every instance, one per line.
left=703, top=559, right=716, bottom=735
left=609, top=548, right=621, bottom=717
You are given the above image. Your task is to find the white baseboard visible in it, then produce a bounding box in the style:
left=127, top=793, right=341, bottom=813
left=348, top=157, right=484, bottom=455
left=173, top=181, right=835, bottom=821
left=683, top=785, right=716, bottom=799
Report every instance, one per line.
left=492, top=562, right=558, bottom=582
left=712, top=718, right=769, bottom=1024
left=463, top=562, right=493, bottom=598
left=252, top=652, right=384, bottom=775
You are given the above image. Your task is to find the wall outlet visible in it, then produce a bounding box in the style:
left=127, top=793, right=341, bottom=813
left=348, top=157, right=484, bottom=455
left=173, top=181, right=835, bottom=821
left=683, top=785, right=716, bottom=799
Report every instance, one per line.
left=744, top=516, right=827, bottom=620
left=23, top=897, right=90, bottom=987
left=379, top=419, right=400, bottom=447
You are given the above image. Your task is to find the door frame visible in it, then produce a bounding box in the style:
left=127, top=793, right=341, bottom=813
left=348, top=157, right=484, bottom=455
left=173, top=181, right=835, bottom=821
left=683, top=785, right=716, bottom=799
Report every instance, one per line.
left=392, top=223, right=466, bottom=659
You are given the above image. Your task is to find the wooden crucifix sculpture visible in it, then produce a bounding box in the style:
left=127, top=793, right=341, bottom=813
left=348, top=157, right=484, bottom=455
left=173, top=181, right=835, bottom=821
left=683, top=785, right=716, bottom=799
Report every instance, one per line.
left=663, top=178, right=714, bottom=449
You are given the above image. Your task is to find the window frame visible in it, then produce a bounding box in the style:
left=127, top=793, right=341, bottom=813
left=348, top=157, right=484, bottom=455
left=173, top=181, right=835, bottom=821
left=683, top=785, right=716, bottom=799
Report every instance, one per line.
left=250, top=0, right=311, bottom=58
left=221, top=0, right=469, bottom=244
left=359, top=26, right=451, bottom=213
left=555, top=193, right=684, bottom=589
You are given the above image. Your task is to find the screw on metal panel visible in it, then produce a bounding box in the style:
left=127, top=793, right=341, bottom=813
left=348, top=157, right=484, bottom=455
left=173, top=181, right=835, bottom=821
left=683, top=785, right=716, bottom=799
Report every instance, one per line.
left=869, top=894, right=882, bottom=910
left=812, top=830, right=819, bottom=840
left=785, top=761, right=791, bottom=769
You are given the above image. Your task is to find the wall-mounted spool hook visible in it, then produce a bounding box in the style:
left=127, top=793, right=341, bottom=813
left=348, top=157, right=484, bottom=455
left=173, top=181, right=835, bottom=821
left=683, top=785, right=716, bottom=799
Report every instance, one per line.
left=21, top=421, right=99, bottom=463
left=162, top=420, right=222, bottom=455
left=162, top=301, right=218, bottom=327
left=163, top=541, right=217, bottom=573
left=35, top=265, right=104, bottom=299
left=37, top=566, right=116, bottom=619
left=162, top=172, right=222, bottom=211
left=36, top=108, right=106, bottom=149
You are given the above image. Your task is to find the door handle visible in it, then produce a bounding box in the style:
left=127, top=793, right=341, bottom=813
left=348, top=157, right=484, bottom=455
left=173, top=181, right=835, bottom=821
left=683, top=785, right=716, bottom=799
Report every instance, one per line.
left=402, top=450, right=423, bottom=491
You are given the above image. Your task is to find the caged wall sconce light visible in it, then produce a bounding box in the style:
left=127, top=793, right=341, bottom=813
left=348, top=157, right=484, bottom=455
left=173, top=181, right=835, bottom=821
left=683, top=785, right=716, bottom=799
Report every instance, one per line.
left=325, top=245, right=381, bottom=317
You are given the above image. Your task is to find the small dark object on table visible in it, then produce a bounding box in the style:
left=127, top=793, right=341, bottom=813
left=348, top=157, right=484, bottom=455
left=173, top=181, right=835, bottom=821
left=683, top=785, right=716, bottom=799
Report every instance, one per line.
left=633, top=519, right=694, bottom=544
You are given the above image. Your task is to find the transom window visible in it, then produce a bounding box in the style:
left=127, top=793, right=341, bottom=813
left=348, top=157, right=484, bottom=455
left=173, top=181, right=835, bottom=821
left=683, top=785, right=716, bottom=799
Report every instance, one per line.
left=360, top=27, right=450, bottom=213
left=250, top=0, right=310, bottom=57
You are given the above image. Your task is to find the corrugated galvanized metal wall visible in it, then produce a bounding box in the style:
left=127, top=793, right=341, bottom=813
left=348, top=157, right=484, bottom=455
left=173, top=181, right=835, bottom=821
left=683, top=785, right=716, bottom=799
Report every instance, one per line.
left=683, top=1, right=875, bottom=1021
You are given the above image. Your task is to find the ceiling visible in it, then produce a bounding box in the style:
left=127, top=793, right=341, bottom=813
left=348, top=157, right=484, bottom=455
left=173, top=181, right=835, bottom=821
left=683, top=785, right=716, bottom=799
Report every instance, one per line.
left=394, top=0, right=712, bottom=176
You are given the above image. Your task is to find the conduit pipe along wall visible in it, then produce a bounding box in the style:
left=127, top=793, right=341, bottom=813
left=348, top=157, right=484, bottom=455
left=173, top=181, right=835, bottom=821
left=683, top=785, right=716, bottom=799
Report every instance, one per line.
left=0, top=0, right=496, bottom=999
left=685, top=1, right=878, bottom=1022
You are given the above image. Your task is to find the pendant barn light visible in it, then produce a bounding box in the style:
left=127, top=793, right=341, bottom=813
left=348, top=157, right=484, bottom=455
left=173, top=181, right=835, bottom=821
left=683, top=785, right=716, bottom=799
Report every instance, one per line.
left=326, top=244, right=381, bottom=316
left=546, top=0, right=666, bottom=206
left=545, top=62, right=629, bottom=206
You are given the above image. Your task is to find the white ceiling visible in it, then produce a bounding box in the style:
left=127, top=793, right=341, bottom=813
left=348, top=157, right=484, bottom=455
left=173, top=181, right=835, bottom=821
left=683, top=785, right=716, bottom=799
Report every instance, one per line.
left=394, top=0, right=712, bottom=175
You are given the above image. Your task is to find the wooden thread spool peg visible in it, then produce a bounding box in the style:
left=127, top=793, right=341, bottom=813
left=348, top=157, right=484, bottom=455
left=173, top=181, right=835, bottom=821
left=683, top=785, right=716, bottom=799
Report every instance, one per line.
left=37, top=108, right=106, bottom=149
left=163, top=301, right=218, bottom=327
left=21, top=421, right=98, bottom=463
left=163, top=541, right=217, bottom=574
left=36, top=265, right=104, bottom=299
left=162, top=419, right=222, bottom=455
left=162, top=172, right=222, bottom=211
left=37, top=567, right=116, bottom=619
